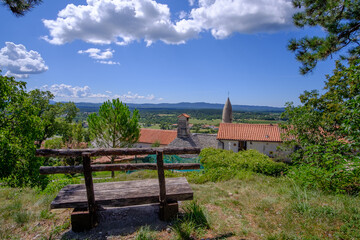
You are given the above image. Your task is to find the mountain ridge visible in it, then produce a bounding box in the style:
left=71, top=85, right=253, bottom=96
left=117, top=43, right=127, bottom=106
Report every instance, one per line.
left=62, top=101, right=285, bottom=112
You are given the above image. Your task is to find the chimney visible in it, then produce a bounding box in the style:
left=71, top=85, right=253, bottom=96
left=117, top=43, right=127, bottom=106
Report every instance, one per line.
left=177, top=113, right=190, bottom=138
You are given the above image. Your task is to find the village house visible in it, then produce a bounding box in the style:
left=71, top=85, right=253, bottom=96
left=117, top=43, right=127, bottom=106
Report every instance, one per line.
left=216, top=97, right=289, bottom=158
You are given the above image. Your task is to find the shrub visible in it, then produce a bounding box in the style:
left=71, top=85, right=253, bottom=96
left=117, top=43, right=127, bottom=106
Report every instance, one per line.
left=197, top=148, right=288, bottom=182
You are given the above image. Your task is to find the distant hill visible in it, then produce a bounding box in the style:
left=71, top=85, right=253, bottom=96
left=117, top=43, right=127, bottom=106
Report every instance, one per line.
left=71, top=102, right=284, bottom=113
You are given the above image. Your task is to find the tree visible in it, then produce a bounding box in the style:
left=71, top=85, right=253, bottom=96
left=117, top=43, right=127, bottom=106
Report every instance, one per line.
left=87, top=99, right=140, bottom=177
left=0, top=72, right=47, bottom=187
left=2, top=0, right=43, bottom=16
left=288, top=0, right=360, bottom=74
left=28, top=89, right=79, bottom=148
left=282, top=60, right=360, bottom=194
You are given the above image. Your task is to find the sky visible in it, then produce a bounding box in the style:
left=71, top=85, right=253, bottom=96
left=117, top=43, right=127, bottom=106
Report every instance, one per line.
left=0, top=0, right=336, bottom=107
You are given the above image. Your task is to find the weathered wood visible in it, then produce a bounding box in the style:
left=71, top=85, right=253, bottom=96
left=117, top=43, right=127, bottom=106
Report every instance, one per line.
left=39, top=163, right=201, bottom=175
left=51, top=177, right=193, bottom=209
left=36, top=147, right=201, bottom=157
left=156, top=151, right=166, bottom=204
left=82, top=153, right=97, bottom=227
left=157, top=150, right=168, bottom=221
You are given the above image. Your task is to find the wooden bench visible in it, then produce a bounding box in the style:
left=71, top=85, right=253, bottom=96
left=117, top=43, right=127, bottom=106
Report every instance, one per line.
left=37, top=147, right=200, bottom=232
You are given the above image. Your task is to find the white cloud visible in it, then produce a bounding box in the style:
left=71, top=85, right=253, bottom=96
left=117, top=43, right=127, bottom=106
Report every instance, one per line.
left=0, top=42, right=48, bottom=79
left=96, top=60, right=120, bottom=65
left=42, top=0, right=198, bottom=46
left=188, top=0, right=295, bottom=39
left=179, top=11, right=187, bottom=19
left=42, top=0, right=295, bottom=46
left=41, top=84, right=162, bottom=102
left=78, top=48, right=114, bottom=59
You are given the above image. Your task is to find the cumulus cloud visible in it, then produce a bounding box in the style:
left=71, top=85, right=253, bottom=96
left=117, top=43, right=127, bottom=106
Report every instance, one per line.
left=0, top=42, right=48, bottom=79
left=78, top=48, right=114, bottom=59
left=42, top=0, right=198, bottom=46
left=41, top=84, right=162, bottom=102
left=42, top=0, right=295, bottom=46
left=184, top=0, right=295, bottom=39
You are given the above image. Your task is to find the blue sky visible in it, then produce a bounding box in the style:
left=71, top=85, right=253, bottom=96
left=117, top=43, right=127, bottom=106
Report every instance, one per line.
left=0, top=0, right=336, bottom=107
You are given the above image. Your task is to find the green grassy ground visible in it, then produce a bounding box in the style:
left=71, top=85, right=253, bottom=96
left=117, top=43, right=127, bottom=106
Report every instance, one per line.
left=1, top=172, right=359, bottom=239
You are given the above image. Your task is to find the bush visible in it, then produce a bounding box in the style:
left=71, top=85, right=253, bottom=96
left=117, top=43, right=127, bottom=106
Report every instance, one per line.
left=197, top=148, right=288, bottom=181
left=289, top=162, right=360, bottom=195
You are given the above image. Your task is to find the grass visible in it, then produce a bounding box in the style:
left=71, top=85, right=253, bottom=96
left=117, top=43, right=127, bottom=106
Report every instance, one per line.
left=1, top=171, right=359, bottom=239
left=0, top=187, right=71, bottom=239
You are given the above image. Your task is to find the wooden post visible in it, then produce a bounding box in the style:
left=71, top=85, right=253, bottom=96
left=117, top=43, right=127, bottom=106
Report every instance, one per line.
left=82, top=152, right=97, bottom=227
left=156, top=150, right=167, bottom=220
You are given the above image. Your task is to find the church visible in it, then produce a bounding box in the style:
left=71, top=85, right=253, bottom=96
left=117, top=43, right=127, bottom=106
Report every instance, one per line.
left=217, top=97, right=288, bottom=158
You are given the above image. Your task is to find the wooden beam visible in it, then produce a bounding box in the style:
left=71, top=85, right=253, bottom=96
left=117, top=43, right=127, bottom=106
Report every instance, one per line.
left=35, top=147, right=201, bottom=157
left=39, top=163, right=201, bottom=175
left=82, top=153, right=97, bottom=227
left=156, top=150, right=167, bottom=220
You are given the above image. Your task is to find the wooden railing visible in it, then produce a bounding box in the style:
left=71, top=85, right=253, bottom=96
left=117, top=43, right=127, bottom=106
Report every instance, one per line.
left=36, top=147, right=201, bottom=226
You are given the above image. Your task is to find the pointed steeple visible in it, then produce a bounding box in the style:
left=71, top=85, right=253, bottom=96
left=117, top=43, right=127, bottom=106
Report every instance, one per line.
left=222, top=97, right=233, bottom=123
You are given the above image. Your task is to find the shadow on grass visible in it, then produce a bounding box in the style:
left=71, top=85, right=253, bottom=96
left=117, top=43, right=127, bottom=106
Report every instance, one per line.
left=61, top=204, right=168, bottom=240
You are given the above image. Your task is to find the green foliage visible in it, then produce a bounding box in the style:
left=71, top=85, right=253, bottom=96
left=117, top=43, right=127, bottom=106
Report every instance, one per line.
left=44, top=137, right=63, bottom=149
left=41, top=176, right=80, bottom=195
left=0, top=73, right=48, bottom=188
left=151, top=140, right=161, bottom=147
left=282, top=60, right=360, bottom=194
left=182, top=201, right=210, bottom=229
left=2, top=0, right=43, bottom=16
left=87, top=98, right=140, bottom=148
left=135, top=226, right=156, bottom=240
left=289, top=0, right=360, bottom=74
left=194, top=148, right=288, bottom=183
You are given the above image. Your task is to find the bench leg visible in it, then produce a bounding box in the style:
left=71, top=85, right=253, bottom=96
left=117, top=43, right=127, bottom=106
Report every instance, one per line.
left=71, top=208, right=97, bottom=232
left=159, top=201, right=179, bottom=221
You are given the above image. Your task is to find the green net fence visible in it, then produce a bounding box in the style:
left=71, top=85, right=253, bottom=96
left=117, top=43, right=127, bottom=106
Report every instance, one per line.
left=130, top=154, right=203, bottom=172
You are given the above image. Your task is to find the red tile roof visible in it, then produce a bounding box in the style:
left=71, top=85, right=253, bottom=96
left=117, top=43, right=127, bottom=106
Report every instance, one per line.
left=178, top=113, right=190, bottom=118
left=217, top=123, right=283, bottom=142
left=138, top=128, right=177, bottom=145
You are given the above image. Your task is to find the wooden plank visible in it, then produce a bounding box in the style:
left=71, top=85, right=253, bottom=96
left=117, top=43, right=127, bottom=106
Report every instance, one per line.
left=39, top=163, right=201, bottom=175
left=50, top=177, right=193, bottom=209
left=36, top=147, right=201, bottom=157
left=82, top=153, right=97, bottom=227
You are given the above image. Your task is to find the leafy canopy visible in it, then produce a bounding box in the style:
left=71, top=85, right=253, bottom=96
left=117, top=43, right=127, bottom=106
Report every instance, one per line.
left=87, top=99, right=140, bottom=148
left=282, top=60, right=360, bottom=194
left=289, top=0, right=360, bottom=74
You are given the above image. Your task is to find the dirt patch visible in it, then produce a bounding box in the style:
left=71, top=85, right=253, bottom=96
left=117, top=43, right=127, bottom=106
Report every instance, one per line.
left=61, top=204, right=170, bottom=240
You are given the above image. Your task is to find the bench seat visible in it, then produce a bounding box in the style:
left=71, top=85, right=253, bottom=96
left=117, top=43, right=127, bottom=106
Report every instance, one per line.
left=51, top=177, right=193, bottom=209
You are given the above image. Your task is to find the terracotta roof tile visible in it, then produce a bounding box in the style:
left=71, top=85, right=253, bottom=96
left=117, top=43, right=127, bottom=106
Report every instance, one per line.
left=178, top=113, right=190, bottom=118
left=138, top=128, right=177, bottom=145
left=217, top=123, right=283, bottom=142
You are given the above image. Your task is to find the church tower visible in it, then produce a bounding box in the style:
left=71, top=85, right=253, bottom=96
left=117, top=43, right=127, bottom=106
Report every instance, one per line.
left=222, top=97, right=233, bottom=123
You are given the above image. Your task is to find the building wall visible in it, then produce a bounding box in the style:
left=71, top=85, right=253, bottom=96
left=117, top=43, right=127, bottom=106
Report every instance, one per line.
left=247, top=141, right=281, bottom=157
left=220, top=140, right=239, bottom=152
left=218, top=140, right=284, bottom=157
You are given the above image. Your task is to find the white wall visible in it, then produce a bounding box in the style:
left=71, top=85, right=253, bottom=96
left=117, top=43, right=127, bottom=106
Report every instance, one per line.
left=220, top=140, right=239, bottom=152
left=247, top=141, right=281, bottom=157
